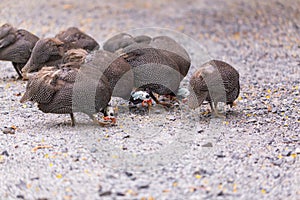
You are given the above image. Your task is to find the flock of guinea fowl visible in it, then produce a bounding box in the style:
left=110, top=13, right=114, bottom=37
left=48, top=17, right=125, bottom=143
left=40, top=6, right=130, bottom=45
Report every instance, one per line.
left=0, top=23, right=240, bottom=126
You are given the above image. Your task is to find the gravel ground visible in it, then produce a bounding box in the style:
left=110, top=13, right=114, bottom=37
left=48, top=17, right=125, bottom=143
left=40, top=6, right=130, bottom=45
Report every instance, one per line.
left=0, top=0, right=299, bottom=199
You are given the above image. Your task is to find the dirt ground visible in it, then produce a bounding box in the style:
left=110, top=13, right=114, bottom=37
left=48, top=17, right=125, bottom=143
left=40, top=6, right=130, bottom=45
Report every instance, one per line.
left=0, top=0, right=299, bottom=199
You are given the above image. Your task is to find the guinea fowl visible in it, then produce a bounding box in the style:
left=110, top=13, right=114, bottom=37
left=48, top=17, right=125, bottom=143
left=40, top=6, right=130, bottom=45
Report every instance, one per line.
left=188, top=60, right=240, bottom=116
left=0, top=23, right=39, bottom=78
left=20, top=65, right=115, bottom=126
left=103, top=33, right=191, bottom=107
left=21, top=27, right=99, bottom=77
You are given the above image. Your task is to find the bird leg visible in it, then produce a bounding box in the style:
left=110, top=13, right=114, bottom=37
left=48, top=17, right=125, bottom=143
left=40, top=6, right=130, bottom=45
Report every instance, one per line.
left=70, top=113, right=75, bottom=127
left=91, top=114, right=113, bottom=127
left=12, top=62, right=23, bottom=79
left=209, top=102, right=226, bottom=118
left=148, top=91, right=173, bottom=108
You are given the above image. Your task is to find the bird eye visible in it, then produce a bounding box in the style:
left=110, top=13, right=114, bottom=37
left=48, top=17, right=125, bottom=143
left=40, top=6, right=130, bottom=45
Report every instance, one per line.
left=146, top=95, right=149, bottom=98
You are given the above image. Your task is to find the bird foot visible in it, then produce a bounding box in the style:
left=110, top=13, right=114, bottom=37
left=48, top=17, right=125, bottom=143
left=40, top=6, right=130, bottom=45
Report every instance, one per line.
left=211, top=111, right=226, bottom=119
left=93, top=117, right=111, bottom=127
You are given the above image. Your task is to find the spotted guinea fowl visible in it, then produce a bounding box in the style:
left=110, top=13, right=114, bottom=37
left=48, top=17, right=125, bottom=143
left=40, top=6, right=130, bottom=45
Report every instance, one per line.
left=20, top=65, right=114, bottom=126
left=21, top=27, right=99, bottom=76
left=188, top=60, right=240, bottom=116
left=0, top=23, right=39, bottom=78
left=103, top=33, right=191, bottom=106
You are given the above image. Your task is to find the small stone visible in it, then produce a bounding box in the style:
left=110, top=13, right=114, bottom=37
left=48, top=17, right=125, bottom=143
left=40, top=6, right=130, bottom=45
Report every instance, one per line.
left=90, top=147, right=98, bottom=153
left=116, top=192, right=125, bottom=196
left=295, top=148, right=300, bottom=154
left=197, top=129, right=204, bottom=133
left=154, top=109, right=161, bottom=114
left=125, top=171, right=133, bottom=177
left=136, top=180, right=150, bottom=189
left=16, top=195, right=25, bottom=199
left=272, top=170, right=280, bottom=179
left=2, top=127, right=15, bottom=134
left=247, top=118, right=257, bottom=123
left=285, top=156, right=296, bottom=164
left=167, top=116, right=176, bottom=121
left=99, top=191, right=112, bottom=197
left=122, top=135, right=130, bottom=139
left=281, top=149, right=292, bottom=156
left=61, top=148, right=68, bottom=153
left=216, top=151, right=226, bottom=158
left=202, top=142, right=213, bottom=147
left=1, top=150, right=9, bottom=157
left=272, top=158, right=283, bottom=166
left=272, top=107, right=277, bottom=113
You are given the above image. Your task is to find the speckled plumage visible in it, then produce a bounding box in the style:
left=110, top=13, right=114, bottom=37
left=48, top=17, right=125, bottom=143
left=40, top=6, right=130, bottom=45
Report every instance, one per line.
left=104, top=33, right=191, bottom=103
left=103, top=34, right=191, bottom=79
left=22, top=27, right=99, bottom=75
left=20, top=66, right=112, bottom=126
left=0, top=23, right=39, bottom=78
left=188, top=60, right=240, bottom=111
left=123, top=47, right=181, bottom=97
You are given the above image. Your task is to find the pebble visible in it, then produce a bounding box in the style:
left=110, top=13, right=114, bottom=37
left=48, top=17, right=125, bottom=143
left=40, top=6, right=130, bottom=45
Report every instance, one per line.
left=272, top=158, right=284, bottom=166
left=281, top=149, right=292, bottom=157
left=98, top=191, right=112, bottom=197
left=1, top=150, right=9, bottom=157
left=272, top=170, right=280, bottom=179
left=295, top=148, right=300, bottom=154
left=247, top=118, right=257, bottom=123
left=202, top=142, right=213, bottom=147
left=90, top=147, right=98, bottom=153
left=2, top=127, right=16, bottom=134
left=215, top=151, right=226, bottom=158
left=136, top=180, right=150, bottom=189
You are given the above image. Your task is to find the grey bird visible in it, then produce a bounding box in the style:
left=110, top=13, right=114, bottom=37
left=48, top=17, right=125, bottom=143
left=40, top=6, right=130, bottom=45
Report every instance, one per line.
left=22, top=27, right=100, bottom=77
left=188, top=60, right=240, bottom=116
left=20, top=65, right=114, bottom=126
left=0, top=23, right=39, bottom=78
left=103, top=33, right=191, bottom=107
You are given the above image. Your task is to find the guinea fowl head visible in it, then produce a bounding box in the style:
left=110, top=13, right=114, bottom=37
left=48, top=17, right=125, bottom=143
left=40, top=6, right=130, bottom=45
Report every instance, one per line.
left=55, top=27, right=100, bottom=51
left=22, top=38, right=65, bottom=76
left=102, top=105, right=116, bottom=124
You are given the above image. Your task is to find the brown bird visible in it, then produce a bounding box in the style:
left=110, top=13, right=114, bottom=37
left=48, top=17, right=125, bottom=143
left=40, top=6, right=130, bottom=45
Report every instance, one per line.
left=0, top=23, right=39, bottom=78
left=103, top=33, right=191, bottom=107
left=188, top=60, right=240, bottom=116
left=20, top=65, right=114, bottom=126
left=22, top=27, right=99, bottom=76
